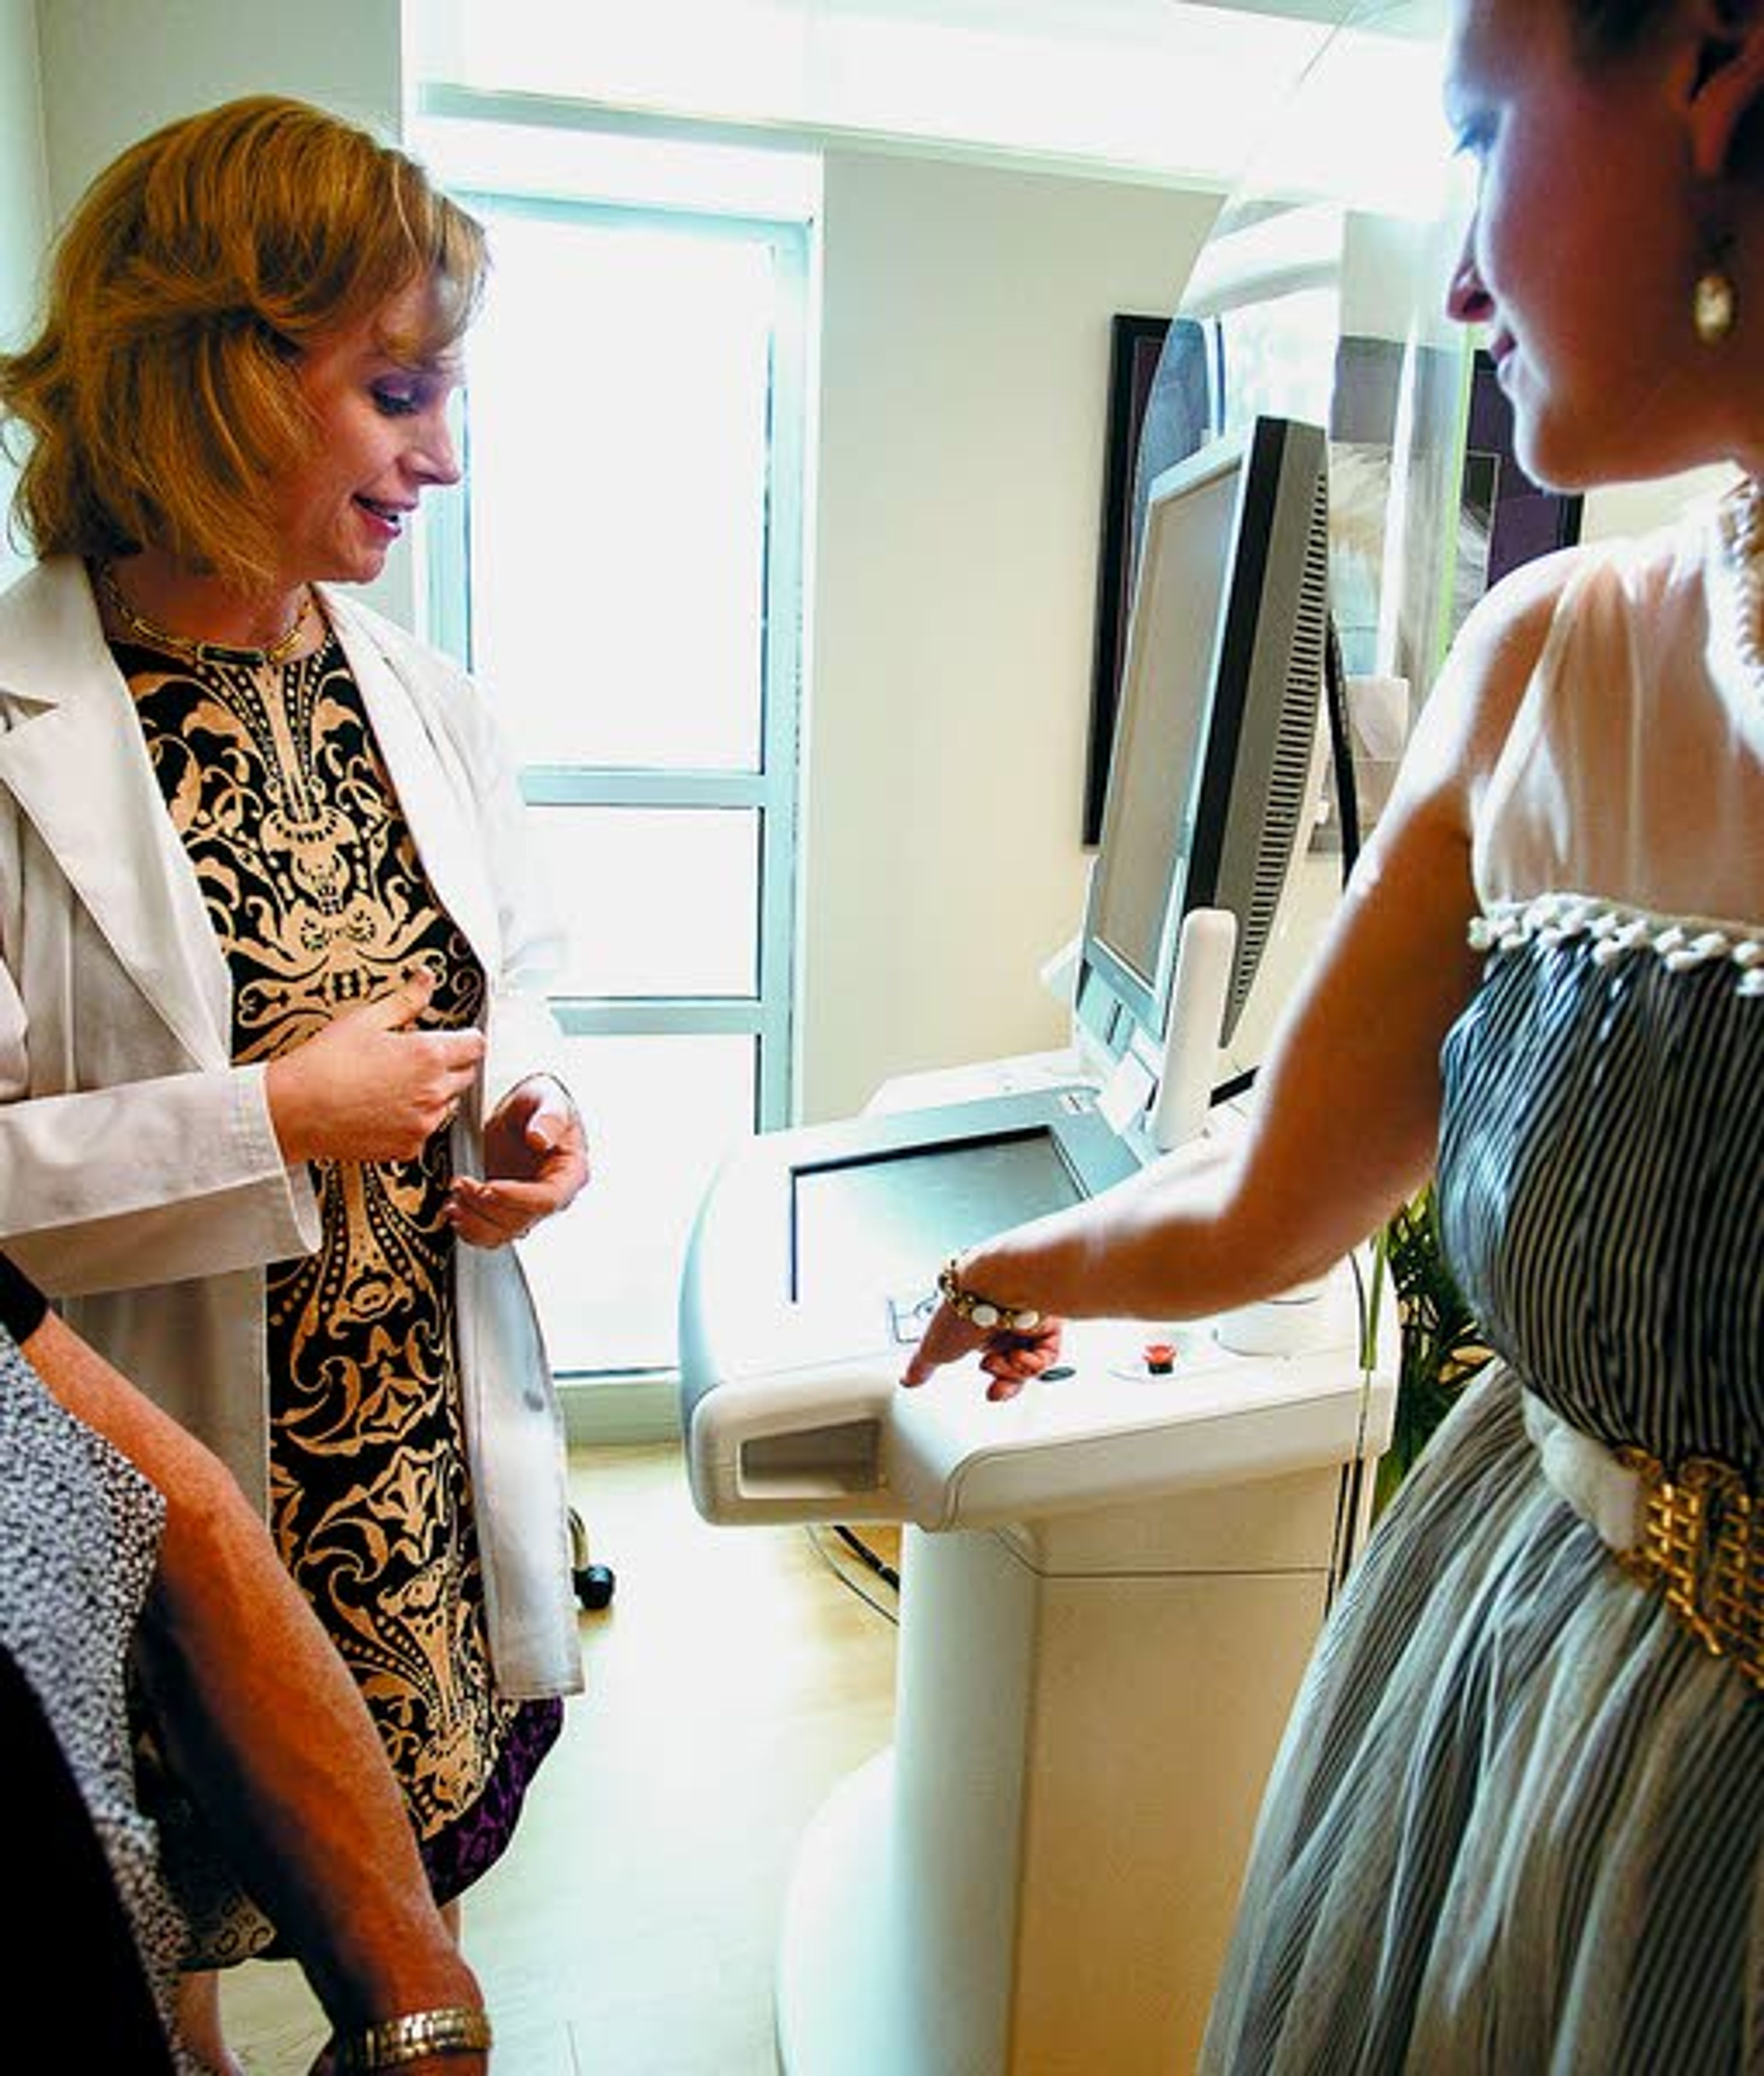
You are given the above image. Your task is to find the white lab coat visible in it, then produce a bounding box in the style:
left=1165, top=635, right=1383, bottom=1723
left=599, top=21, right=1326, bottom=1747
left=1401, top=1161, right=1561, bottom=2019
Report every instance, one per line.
left=0, top=557, right=582, bottom=1698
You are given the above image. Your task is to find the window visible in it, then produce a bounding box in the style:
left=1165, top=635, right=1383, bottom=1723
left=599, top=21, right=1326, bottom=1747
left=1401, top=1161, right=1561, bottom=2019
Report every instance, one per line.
left=423, top=141, right=813, bottom=1376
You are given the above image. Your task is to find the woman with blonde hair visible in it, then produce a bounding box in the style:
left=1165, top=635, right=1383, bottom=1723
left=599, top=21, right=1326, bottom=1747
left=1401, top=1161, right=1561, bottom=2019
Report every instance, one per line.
left=0, top=95, right=588, bottom=2070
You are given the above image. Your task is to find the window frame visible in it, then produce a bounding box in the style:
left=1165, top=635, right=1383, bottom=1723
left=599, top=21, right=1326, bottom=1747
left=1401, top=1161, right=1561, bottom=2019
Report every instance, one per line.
left=426, top=190, right=809, bottom=1142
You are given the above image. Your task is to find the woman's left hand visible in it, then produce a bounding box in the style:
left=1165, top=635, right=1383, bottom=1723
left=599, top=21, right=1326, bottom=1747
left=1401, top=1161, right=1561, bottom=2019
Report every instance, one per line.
left=445, top=1076, right=590, bottom=1249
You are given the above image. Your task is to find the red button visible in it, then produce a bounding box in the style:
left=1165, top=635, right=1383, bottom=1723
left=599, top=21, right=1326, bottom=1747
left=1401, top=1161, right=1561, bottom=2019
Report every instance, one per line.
left=1142, top=1341, right=1176, bottom=1375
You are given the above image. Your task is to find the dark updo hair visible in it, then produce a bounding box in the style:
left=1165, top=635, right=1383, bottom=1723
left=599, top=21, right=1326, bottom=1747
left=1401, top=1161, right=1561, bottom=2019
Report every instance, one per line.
left=0, top=95, right=486, bottom=592
left=1572, top=0, right=1764, bottom=176
left=1572, top=0, right=1671, bottom=56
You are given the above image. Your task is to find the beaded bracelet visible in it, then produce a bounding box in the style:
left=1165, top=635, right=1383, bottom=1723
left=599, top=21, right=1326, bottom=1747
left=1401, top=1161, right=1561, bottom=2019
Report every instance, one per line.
left=333, top=2005, right=493, bottom=2070
left=937, top=1254, right=1043, bottom=1333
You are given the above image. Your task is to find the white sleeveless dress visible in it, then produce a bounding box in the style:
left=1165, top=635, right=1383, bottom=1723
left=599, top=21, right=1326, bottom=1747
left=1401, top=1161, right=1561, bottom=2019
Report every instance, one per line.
left=1201, top=493, right=1764, bottom=2074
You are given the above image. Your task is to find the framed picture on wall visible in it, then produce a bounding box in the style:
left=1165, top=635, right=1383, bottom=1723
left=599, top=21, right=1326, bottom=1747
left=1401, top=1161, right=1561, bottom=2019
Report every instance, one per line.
left=1084, top=313, right=1220, bottom=845
left=1456, top=346, right=1584, bottom=632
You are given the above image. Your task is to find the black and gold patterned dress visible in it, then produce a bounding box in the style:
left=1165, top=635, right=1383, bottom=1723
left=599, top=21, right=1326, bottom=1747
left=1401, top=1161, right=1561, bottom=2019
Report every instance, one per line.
left=120, top=619, right=560, bottom=1911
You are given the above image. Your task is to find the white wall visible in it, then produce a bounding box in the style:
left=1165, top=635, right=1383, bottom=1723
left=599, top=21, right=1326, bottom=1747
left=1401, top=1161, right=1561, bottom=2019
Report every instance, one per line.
left=803, top=149, right=1221, bottom=1120
left=34, top=0, right=398, bottom=218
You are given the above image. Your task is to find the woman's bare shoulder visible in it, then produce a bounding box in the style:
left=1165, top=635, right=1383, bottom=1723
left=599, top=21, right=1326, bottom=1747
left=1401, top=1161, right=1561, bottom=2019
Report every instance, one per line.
left=1396, top=544, right=1592, bottom=810
left=1459, top=544, right=1592, bottom=720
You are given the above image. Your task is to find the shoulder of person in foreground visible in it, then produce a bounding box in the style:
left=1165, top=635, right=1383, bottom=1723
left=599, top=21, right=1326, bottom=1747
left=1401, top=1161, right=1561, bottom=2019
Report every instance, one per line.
left=17, top=1300, right=489, bottom=2073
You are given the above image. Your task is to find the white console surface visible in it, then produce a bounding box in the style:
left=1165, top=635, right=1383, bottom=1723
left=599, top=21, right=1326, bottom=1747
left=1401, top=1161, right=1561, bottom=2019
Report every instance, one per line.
left=679, top=1085, right=1393, bottom=1532
left=888, top=1290, right=1384, bottom=1529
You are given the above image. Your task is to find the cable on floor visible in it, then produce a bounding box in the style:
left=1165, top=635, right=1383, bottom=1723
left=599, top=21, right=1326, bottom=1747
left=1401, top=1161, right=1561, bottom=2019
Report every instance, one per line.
left=804, top=1522, right=900, bottom=1625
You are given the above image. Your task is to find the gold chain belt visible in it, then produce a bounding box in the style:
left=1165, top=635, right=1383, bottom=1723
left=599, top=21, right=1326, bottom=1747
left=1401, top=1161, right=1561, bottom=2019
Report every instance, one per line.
left=1612, top=1447, right=1764, bottom=1688
left=1524, top=1391, right=1764, bottom=1690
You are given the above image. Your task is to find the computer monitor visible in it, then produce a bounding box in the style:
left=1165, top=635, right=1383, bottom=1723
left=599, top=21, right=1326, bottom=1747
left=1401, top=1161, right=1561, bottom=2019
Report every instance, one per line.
left=1074, top=414, right=1331, bottom=1101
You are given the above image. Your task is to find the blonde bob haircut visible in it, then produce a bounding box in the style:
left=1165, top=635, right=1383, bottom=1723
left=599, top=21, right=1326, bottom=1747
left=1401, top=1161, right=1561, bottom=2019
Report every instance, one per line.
left=0, top=94, right=486, bottom=594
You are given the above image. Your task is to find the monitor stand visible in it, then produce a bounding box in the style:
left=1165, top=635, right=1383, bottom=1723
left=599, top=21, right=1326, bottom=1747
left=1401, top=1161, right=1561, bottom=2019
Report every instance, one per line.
left=1147, top=906, right=1235, bottom=1153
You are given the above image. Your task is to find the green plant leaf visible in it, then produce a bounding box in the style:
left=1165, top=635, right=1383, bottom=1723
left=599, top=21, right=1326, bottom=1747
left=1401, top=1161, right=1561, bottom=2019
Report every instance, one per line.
left=1370, top=1183, right=1492, bottom=1515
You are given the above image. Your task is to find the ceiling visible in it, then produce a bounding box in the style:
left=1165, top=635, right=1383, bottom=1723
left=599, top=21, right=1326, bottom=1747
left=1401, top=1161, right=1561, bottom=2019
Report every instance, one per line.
left=414, top=0, right=1451, bottom=199
left=797, top=0, right=1439, bottom=38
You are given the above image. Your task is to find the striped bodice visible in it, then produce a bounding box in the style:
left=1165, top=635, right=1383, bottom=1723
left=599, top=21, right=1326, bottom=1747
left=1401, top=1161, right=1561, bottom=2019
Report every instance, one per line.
left=1437, top=892, right=1764, bottom=1483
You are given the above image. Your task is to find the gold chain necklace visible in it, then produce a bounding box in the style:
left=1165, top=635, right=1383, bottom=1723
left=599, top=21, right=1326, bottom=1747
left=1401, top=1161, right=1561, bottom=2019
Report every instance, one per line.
left=97, top=560, right=313, bottom=668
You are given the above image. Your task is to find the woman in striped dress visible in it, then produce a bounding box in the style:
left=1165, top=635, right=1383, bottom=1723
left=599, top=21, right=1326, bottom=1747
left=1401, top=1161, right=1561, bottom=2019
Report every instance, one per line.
left=905, top=0, right=1764, bottom=2064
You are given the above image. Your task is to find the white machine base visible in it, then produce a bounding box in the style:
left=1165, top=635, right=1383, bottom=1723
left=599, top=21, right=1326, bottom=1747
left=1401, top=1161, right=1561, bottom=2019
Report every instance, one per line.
left=775, top=1752, right=901, bottom=2076
left=680, top=1086, right=1392, bottom=2071
left=776, top=1471, right=1362, bottom=2075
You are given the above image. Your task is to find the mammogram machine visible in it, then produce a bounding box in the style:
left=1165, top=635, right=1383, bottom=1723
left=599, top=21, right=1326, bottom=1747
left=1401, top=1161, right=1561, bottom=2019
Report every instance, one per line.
left=679, top=417, right=1397, bottom=2071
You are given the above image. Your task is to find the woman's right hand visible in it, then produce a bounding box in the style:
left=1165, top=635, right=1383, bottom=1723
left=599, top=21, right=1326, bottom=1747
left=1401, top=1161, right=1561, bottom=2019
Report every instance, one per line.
left=266, top=970, right=485, bottom=1164
left=902, top=1305, right=1066, bottom=1401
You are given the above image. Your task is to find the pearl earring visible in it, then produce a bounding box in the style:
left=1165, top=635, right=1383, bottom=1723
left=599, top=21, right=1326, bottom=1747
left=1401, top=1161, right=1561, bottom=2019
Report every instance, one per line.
left=1695, top=265, right=1738, bottom=344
